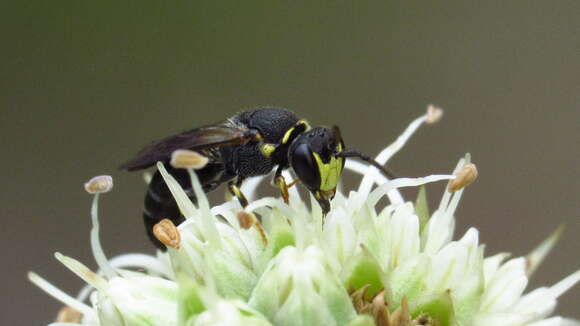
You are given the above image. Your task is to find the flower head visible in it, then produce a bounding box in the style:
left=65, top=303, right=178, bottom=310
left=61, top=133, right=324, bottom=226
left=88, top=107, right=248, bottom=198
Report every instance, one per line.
left=30, top=107, right=578, bottom=326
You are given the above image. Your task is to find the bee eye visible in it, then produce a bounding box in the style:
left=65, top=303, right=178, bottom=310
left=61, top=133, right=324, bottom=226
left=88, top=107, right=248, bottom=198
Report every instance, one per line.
left=290, top=143, right=320, bottom=190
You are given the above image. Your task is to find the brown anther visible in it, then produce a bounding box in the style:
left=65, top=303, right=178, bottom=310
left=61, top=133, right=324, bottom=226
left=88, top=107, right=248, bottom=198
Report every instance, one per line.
left=371, top=290, right=389, bottom=326
left=153, top=219, right=181, bottom=249
left=350, top=284, right=371, bottom=313
left=170, top=149, right=209, bottom=169
left=386, top=297, right=411, bottom=326
left=372, top=290, right=386, bottom=308
left=414, top=314, right=432, bottom=325
left=426, top=105, right=444, bottom=124
left=374, top=304, right=390, bottom=326
left=55, top=305, right=82, bottom=323
left=399, top=297, right=410, bottom=325
left=237, top=211, right=255, bottom=230
left=84, top=175, right=113, bottom=194
left=448, top=163, right=478, bottom=192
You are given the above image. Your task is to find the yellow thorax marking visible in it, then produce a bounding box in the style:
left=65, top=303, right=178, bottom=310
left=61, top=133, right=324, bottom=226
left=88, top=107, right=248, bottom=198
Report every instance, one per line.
left=312, top=152, right=344, bottom=191
left=281, top=120, right=310, bottom=145
left=260, top=143, right=277, bottom=157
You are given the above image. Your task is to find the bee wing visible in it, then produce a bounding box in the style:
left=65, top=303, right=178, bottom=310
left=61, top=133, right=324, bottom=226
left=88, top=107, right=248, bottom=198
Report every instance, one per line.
left=120, top=124, right=252, bottom=171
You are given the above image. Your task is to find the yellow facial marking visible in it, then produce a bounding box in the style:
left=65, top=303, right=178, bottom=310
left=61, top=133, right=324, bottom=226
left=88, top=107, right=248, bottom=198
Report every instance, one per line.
left=260, top=143, right=277, bottom=157
left=312, top=152, right=344, bottom=191
left=282, top=120, right=310, bottom=145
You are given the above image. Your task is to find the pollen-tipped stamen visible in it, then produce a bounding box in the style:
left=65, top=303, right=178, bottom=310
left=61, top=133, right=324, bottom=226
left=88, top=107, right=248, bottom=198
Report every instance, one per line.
left=153, top=219, right=181, bottom=249
left=426, top=104, right=444, bottom=124
left=83, top=175, right=113, bottom=194
left=55, top=305, right=82, bottom=323
left=358, top=106, right=442, bottom=202
left=85, top=176, right=116, bottom=279
left=170, top=149, right=209, bottom=170
left=236, top=211, right=255, bottom=229
left=448, top=162, right=478, bottom=192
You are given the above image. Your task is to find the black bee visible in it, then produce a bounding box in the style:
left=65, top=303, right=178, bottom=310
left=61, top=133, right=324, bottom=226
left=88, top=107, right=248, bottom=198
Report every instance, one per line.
left=121, top=107, right=393, bottom=248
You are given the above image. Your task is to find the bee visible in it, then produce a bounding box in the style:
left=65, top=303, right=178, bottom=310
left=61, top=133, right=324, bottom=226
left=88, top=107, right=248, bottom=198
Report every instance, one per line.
left=121, top=107, right=394, bottom=248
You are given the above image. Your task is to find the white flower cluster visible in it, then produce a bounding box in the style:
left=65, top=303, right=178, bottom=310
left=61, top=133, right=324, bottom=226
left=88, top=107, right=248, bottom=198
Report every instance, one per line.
left=30, top=109, right=579, bottom=326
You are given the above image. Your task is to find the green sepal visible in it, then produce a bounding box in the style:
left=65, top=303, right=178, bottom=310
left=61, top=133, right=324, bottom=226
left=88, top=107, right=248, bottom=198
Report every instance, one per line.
left=410, top=292, right=457, bottom=326
left=343, top=245, right=385, bottom=300
left=205, top=247, right=258, bottom=300
left=345, top=315, right=375, bottom=326
left=176, top=271, right=206, bottom=324
left=415, top=186, right=429, bottom=233
left=389, top=254, right=429, bottom=309
left=452, top=245, right=485, bottom=326
left=256, top=218, right=295, bottom=272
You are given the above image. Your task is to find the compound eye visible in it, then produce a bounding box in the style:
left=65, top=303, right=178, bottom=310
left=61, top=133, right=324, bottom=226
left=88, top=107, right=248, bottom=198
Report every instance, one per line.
left=290, top=143, right=320, bottom=190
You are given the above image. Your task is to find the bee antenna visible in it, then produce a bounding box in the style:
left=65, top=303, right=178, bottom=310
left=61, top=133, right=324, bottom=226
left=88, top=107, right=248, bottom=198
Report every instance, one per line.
left=337, top=150, right=397, bottom=179
left=331, top=125, right=343, bottom=143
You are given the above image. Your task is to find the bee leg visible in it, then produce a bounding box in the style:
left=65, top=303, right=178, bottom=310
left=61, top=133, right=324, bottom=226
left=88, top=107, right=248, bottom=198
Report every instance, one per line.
left=228, top=179, right=248, bottom=208
left=287, top=179, right=300, bottom=188
left=274, top=166, right=292, bottom=204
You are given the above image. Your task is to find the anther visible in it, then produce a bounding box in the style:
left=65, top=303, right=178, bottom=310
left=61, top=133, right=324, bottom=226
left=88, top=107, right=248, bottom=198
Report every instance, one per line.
left=425, top=104, right=444, bottom=124
left=55, top=305, right=82, bottom=323
left=84, top=175, right=113, bottom=194
left=170, top=149, right=209, bottom=169
left=236, top=210, right=268, bottom=245
left=153, top=219, right=181, bottom=249
left=448, top=163, right=478, bottom=192
left=236, top=211, right=255, bottom=230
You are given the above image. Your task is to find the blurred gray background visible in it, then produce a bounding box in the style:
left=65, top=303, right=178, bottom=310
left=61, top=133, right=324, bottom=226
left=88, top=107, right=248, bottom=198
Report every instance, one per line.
left=1, top=1, right=579, bottom=324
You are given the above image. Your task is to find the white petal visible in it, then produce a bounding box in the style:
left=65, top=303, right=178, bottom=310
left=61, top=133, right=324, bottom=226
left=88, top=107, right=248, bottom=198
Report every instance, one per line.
left=528, top=317, right=564, bottom=326
left=550, top=270, right=580, bottom=299
left=472, top=312, right=529, bottom=326
left=481, top=258, right=528, bottom=312
left=560, top=319, right=580, bottom=326
left=483, top=253, right=510, bottom=287
left=358, top=114, right=427, bottom=197
left=387, top=204, right=420, bottom=269
left=421, top=209, right=455, bottom=255
left=514, top=287, right=556, bottom=322
left=240, top=175, right=267, bottom=202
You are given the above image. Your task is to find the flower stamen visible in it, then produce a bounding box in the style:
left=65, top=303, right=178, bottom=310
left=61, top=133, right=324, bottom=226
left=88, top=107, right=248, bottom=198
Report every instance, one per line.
left=425, top=104, right=444, bottom=124
left=448, top=162, right=478, bottom=192
left=83, top=175, right=113, bottom=194
left=55, top=305, right=82, bottom=323
left=85, top=176, right=116, bottom=279
left=170, top=149, right=209, bottom=169
left=153, top=219, right=181, bottom=249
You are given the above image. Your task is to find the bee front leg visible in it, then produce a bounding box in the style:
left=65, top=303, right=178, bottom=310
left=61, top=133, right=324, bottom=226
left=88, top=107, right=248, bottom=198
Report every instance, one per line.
left=274, top=166, right=295, bottom=204
left=228, top=178, right=248, bottom=208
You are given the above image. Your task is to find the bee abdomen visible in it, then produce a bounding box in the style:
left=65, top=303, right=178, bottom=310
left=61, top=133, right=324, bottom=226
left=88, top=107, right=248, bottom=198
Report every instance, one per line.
left=143, top=167, right=192, bottom=249
left=141, top=163, right=227, bottom=249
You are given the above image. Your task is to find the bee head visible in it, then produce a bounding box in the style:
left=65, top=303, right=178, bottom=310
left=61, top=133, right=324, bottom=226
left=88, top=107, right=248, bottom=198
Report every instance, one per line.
left=288, top=126, right=345, bottom=214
